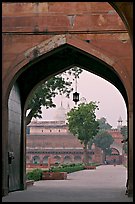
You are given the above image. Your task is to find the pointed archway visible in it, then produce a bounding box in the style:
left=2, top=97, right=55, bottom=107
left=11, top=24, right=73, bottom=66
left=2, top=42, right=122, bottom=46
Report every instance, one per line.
left=4, top=35, right=129, bottom=193
left=2, top=2, right=133, bottom=195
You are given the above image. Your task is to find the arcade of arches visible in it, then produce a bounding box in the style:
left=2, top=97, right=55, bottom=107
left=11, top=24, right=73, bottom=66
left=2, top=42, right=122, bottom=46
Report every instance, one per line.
left=2, top=2, right=133, bottom=197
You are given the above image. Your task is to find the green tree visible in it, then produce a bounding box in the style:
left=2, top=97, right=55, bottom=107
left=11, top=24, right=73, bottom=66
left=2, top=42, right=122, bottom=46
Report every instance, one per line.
left=88, top=117, right=112, bottom=149
left=94, top=130, right=114, bottom=163
left=97, top=117, right=112, bottom=130
left=26, top=67, right=83, bottom=125
left=67, top=101, right=99, bottom=164
left=121, top=125, right=128, bottom=139
left=121, top=125, right=128, bottom=153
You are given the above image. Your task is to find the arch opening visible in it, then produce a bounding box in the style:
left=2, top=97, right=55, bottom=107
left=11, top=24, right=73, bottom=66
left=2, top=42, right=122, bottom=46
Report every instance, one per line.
left=4, top=1, right=132, bottom=199
left=6, top=40, right=129, bottom=197
left=14, top=43, right=128, bottom=111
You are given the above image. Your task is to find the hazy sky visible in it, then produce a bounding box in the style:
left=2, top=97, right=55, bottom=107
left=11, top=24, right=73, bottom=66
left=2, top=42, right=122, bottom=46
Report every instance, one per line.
left=40, top=69, right=127, bottom=128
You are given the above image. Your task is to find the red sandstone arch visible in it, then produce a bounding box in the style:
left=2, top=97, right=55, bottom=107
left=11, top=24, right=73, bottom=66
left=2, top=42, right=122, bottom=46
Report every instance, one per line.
left=2, top=2, right=133, bottom=197
left=3, top=32, right=130, bottom=194
left=4, top=34, right=131, bottom=105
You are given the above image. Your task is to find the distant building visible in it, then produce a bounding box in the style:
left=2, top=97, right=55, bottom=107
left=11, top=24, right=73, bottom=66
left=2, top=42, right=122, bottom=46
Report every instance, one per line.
left=26, top=104, right=126, bottom=168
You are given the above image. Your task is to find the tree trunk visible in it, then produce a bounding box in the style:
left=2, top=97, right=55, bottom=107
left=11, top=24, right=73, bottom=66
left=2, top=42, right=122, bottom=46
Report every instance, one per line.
left=25, top=109, right=36, bottom=125
left=102, top=150, right=106, bottom=164
left=83, top=143, right=89, bottom=165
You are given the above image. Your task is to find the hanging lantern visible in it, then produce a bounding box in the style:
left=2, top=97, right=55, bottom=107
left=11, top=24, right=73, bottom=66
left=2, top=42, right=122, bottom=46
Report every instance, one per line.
left=73, top=91, right=79, bottom=104
left=73, top=73, right=80, bottom=104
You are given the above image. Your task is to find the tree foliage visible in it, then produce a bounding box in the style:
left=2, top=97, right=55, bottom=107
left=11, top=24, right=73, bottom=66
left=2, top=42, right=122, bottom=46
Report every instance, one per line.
left=67, top=101, right=99, bottom=164
left=97, top=117, right=112, bottom=130
left=94, top=130, right=114, bottom=151
left=26, top=67, right=83, bottom=125
left=94, top=130, right=114, bottom=162
left=88, top=117, right=112, bottom=149
left=121, top=125, right=128, bottom=153
left=121, top=125, right=128, bottom=140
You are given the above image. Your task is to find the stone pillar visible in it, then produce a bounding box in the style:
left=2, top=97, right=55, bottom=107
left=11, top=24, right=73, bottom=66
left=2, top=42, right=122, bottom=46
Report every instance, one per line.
left=127, top=103, right=133, bottom=196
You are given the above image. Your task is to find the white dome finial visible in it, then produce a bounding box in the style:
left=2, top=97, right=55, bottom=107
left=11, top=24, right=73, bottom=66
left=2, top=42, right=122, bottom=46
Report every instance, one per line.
left=54, top=101, right=66, bottom=121
left=117, top=116, right=123, bottom=130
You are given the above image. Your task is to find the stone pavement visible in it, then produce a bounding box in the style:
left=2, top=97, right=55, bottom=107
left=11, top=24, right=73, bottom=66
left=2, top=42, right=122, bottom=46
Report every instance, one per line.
left=2, top=165, right=133, bottom=202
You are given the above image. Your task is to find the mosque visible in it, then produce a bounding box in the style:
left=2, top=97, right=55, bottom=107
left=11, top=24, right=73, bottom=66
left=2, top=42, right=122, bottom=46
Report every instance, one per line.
left=26, top=102, right=126, bottom=169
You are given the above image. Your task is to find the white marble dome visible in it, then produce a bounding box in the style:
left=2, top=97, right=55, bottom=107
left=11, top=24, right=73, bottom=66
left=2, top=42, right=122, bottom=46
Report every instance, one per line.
left=54, top=102, right=66, bottom=121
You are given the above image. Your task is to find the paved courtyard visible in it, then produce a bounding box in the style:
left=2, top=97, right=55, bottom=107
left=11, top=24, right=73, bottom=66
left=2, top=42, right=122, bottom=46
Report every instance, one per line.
left=2, top=165, right=133, bottom=202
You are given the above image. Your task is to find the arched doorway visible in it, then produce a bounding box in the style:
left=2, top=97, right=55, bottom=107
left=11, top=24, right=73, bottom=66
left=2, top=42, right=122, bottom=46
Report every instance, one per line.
left=2, top=2, right=133, bottom=197
left=8, top=41, right=129, bottom=191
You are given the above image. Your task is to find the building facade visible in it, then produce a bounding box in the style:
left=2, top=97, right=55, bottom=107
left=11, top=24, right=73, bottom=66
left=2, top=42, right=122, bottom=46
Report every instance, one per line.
left=26, top=105, right=126, bottom=168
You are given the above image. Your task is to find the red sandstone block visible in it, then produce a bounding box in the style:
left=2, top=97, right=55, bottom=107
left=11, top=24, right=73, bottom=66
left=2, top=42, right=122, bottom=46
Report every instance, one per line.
left=42, top=172, right=67, bottom=180
left=90, top=2, right=113, bottom=12
left=48, top=2, right=110, bottom=14
left=2, top=3, right=36, bottom=16
left=85, top=166, right=96, bottom=170
left=73, top=14, right=125, bottom=30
